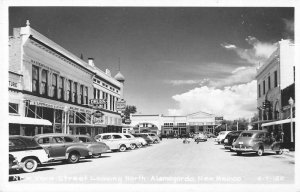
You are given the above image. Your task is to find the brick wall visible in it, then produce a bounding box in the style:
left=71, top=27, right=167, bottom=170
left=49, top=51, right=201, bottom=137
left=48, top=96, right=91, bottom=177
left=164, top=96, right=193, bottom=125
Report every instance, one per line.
left=9, top=29, right=22, bottom=73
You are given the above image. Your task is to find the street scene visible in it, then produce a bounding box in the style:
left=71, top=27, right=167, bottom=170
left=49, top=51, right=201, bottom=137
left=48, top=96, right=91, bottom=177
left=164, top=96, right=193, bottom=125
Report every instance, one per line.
left=9, top=138, right=295, bottom=184
left=2, top=3, right=298, bottom=192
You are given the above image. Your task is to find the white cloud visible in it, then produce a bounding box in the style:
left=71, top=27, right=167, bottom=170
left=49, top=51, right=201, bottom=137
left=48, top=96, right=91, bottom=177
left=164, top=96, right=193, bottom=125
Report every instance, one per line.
left=168, top=80, right=257, bottom=120
left=221, top=43, right=237, bottom=49
left=165, top=79, right=209, bottom=86
left=221, top=36, right=277, bottom=65
left=231, top=66, right=246, bottom=74
left=208, top=67, right=256, bottom=88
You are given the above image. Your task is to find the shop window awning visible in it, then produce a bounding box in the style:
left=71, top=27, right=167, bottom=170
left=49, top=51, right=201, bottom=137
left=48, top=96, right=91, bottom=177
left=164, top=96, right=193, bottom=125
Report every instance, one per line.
left=9, top=115, right=52, bottom=126
left=261, top=118, right=295, bottom=127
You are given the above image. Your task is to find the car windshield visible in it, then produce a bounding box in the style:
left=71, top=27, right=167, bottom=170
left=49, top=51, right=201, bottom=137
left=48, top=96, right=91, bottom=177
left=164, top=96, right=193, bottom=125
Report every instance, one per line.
left=240, top=133, right=253, bottom=137
left=124, top=135, right=131, bottom=138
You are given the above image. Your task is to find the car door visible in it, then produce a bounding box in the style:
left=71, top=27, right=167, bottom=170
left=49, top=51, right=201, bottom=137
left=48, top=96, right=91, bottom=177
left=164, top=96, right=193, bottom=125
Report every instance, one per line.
left=36, top=136, right=52, bottom=153
left=50, top=136, right=67, bottom=158
left=101, top=135, right=115, bottom=149
left=112, top=134, right=123, bottom=148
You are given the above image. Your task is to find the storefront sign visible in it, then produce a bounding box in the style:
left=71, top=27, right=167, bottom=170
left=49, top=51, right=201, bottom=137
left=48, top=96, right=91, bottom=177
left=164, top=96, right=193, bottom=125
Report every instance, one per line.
left=116, top=100, right=126, bottom=111
left=89, top=99, right=107, bottom=105
left=30, top=101, right=64, bottom=110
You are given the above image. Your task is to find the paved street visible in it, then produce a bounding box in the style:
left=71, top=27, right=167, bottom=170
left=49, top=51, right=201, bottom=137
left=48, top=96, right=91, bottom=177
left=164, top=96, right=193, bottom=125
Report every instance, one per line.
left=10, top=139, right=294, bottom=184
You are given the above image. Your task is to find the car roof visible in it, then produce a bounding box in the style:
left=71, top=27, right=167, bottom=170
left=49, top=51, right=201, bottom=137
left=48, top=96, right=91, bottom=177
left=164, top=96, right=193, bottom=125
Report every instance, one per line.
left=241, top=130, right=268, bottom=134
left=34, top=133, right=76, bottom=137
left=73, top=135, right=92, bottom=138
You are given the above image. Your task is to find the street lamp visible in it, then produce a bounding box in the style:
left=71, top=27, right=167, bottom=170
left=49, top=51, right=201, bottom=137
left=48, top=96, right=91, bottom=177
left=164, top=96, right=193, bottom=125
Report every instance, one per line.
left=288, top=97, right=294, bottom=143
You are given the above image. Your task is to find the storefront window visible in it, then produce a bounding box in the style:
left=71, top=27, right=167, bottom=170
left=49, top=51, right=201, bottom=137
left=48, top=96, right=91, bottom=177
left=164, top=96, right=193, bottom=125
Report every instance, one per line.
left=76, top=112, right=86, bottom=124
left=55, top=109, right=62, bottom=123
left=69, top=111, right=75, bottom=123
left=41, top=70, right=48, bottom=96
left=32, top=65, right=39, bottom=93
left=43, top=126, right=53, bottom=134
left=58, top=76, right=64, bottom=100
left=9, top=124, right=20, bottom=135
left=52, top=74, right=57, bottom=98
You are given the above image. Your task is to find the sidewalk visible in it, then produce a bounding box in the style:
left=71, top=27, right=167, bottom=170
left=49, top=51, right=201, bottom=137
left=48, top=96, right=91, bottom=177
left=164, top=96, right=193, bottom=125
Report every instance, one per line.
left=282, top=149, right=295, bottom=159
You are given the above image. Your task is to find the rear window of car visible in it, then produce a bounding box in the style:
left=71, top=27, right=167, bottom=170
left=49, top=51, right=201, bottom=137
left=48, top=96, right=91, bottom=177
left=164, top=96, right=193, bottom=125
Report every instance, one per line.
left=124, top=135, right=131, bottom=138
left=9, top=139, right=26, bottom=147
left=64, top=137, right=76, bottom=143
left=240, top=133, right=253, bottom=137
left=52, top=137, right=64, bottom=143
left=113, top=135, right=122, bottom=139
left=102, top=135, right=112, bottom=140
left=37, top=137, right=50, bottom=144
left=78, top=137, right=88, bottom=142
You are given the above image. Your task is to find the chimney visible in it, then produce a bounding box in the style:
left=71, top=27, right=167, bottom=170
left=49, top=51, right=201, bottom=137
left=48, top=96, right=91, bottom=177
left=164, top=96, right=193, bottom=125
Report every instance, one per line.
left=88, top=58, right=94, bottom=67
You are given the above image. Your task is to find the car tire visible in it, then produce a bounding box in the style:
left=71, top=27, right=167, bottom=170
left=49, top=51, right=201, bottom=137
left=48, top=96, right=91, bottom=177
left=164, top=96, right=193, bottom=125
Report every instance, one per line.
left=119, top=145, right=127, bottom=152
left=257, top=148, right=264, bottom=156
left=276, top=149, right=283, bottom=155
left=154, top=140, right=158, bottom=144
left=92, top=153, right=101, bottom=158
left=130, top=144, right=136, bottom=150
left=137, top=143, right=142, bottom=148
left=236, top=152, right=242, bottom=156
left=22, top=158, right=38, bottom=173
left=68, top=152, right=80, bottom=163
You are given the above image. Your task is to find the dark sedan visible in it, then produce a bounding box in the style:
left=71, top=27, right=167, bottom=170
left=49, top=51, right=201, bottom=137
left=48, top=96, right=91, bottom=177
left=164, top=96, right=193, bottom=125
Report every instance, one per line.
left=223, top=131, right=242, bottom=150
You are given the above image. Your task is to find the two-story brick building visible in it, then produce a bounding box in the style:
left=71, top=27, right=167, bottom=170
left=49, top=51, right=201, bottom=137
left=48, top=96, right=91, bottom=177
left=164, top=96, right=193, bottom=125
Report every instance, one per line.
left=256, top=39, right=295, bottom=149
left=9, top=21, right=124, bottom=137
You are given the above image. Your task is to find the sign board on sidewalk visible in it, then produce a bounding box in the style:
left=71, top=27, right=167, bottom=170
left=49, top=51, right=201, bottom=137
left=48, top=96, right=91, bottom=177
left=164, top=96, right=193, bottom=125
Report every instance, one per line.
left=116, top=100, right=126, bottom=111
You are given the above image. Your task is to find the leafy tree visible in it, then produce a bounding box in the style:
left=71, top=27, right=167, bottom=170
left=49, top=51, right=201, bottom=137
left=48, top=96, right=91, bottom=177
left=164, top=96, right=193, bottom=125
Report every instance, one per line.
left=123, top=105, right=137, bottom=119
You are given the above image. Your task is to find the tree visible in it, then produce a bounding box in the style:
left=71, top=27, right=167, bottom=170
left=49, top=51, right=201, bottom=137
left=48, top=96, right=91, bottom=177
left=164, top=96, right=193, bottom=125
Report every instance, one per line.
left=123, top=105, right=137, bottom=119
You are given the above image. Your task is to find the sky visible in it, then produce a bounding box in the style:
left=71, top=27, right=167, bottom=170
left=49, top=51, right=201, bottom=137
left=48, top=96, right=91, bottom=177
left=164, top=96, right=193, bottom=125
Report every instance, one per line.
left=8, top=6, right=294, bottom=120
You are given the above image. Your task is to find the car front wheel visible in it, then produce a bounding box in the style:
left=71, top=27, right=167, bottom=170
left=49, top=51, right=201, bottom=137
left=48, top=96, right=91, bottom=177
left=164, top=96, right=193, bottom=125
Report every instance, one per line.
left=68, top=152, right=80, bottom=163
left=92, top=153, right=101, bottom=158
left=119, top=145, right=127, bottom=152
left=22, top=158, right=38, bottom=173
left=130, top=144, right=136, bottom=150
left=276, top=149, right=283, bottom=155
left=257, top=148, right=264, bottom=156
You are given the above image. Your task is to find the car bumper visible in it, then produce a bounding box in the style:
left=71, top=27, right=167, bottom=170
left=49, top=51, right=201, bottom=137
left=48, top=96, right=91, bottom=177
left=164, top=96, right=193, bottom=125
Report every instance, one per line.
left=231, top=147, right=253, bottom=152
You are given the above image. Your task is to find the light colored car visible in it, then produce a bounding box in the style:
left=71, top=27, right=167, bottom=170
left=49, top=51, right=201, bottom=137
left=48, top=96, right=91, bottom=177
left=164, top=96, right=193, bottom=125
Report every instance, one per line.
left=34, top=134, right=92, bottom=164
left=9, top=136, right=50, bottom=173
left=74, top=135, right=110, bottom=158
left=215, top=131, right=231, bottom=144
left=143, top=133, right=160, bottom=144
left=194, top=132, right=208, bottom=142
left=122, top=133, right=143, bottom=149
left=95, top=133, right=131, bottom=152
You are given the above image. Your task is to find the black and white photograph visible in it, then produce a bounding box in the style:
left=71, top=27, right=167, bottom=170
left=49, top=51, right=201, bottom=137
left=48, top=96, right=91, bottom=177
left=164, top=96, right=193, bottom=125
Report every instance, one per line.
left=0, top=1, right=299, bottom=192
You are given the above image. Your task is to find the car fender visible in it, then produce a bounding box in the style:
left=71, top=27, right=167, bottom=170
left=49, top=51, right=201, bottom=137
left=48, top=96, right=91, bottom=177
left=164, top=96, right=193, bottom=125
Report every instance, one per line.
left=66, top=146, right=90, bottom=157
left=252, top=142, right=263, bottom=151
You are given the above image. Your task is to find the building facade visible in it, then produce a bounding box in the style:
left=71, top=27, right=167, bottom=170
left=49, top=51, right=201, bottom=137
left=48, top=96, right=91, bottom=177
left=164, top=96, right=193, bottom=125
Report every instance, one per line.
left=130, top=111, right=218, bottom=135
left=9, top=21, right=124, bottom=137
left=256, top=39, right=295, bottom=149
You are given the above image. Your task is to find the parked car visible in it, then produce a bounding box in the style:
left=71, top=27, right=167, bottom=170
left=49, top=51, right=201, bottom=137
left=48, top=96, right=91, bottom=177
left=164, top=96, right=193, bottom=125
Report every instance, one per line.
left=223, top=131, right=242, bottom=150
left=204, top=132, right=216, bottom=138
left=132, top=133, right=154, bottom=144
left=232, top=130, right=283, bottom=156
left=34, top=134, right=92, bottom=163
left=122, top=133, right=144, bottom=148
left=143, top=133, right=160, bottom=143
left=194, top=132, right=208, bottom=142
left=94, top=133, right=131, bottom=152
left=9, top=136, right=50, bottom=173
left=215, top=131, right=231, bottom=144
left=9, top=154, right=23, bottom=171
left=74, top=135, right=110, bottom=158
